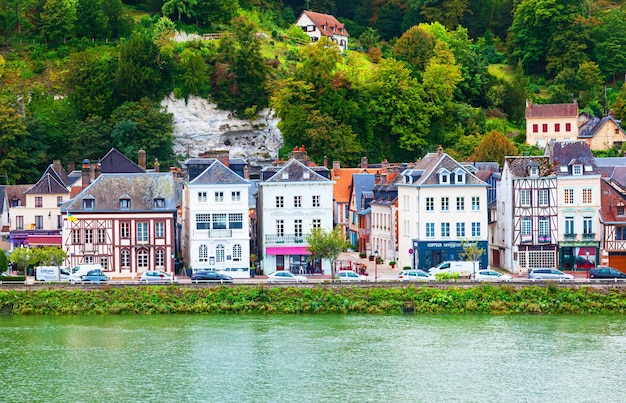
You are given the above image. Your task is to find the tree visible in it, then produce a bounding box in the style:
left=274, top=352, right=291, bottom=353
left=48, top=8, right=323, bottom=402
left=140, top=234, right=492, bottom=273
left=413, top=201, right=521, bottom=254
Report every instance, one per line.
left=75, top=0, right=107, bottom=39
left=392, top=25, right=435, bottom=74
left=610, top=82, right=626, bottom=121
left=9, top=247, right=36, bottom=275
left=296, top=36, right=342, bottom=93
left=306, top=226, right=350, bottom=277
left=420, top=0, right=471, bottom=30
left=459, top=238, right=485, bottom=278
left=114, top=31, right=164, bottom=103
left=194, top=0, right=238, bottom=26
left=470, top=130, right=517, bottom=166
left=39, top=0, right=76, bottom=44
left=162, top=0, right=197, bottom=22
left=593, top=9, right=626, bottom=83
left=0, top=102, right=37, bottom=183
left=303, top=110, right=362, bottom=166
left=0, top=245, right=8, bottom=273
left=178, top=47, right=207, bottom=98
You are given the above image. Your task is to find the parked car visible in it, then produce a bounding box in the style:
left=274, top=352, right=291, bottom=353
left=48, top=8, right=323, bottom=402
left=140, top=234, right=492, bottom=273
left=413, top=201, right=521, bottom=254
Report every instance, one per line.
left=397, top=269, right=435, bottom=282
left=588, top=266, right=626, bottom=279
left=138, top=270, right=178, bottom=284
left=335, top=270, right=368, bottom=282
left=79, top=270, right=108, bottom=283
left=190, top=271, right=233, bottom=283
left=471, top=269, right=513, bottom=282
left=528, top=268, right=574, bottom=281
left=267, top=271, right=308, bottom=283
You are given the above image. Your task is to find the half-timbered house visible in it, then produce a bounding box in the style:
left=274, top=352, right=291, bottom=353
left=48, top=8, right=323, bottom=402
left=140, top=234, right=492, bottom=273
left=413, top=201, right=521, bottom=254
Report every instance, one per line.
left=599, top=179, right=626, bottom=269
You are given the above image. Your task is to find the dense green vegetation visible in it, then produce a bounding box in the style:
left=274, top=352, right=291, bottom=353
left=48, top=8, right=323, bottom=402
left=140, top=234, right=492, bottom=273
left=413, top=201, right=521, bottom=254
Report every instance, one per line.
left=2, top=284, right=626, bottom=315
left=2, top=0, right=626, bottom=183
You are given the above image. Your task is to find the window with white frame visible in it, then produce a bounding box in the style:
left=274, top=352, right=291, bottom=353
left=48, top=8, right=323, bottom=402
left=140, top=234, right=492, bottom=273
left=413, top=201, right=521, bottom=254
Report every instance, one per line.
left=294, top=219, right=303, bottom=237
left=121, top=250, right=130, bottom=268
left=232, top=244, right=242, bottom=261
left=312, top=195, right=320, bottom=207
left=521, top=217, right=531, bottom=235
left=276, top=196, right=284, bottom=208
left=232, top=191, right=241, bottom=201
left=137, top=222, right=148, bottom=242
left=156, top=249, right=164, bottom=268
left=196, top=214, right=210, bottom=230
left=440, top=173, right=448, bottom=183
left=97, top=229, right=106, bottom=244
left=441, top=222, right=450, bottom=238
left=456, top=222, right=465, bottom=237
left=212, top=214, right=227, bottom=229
left=426, top=223, right=435, bottom=238
left=85, top=229, right=93, bottom=244
left=573, top=165, right=582, bottom=175
left=72, top=229, right=80, bottom=244
left=199, top=244, right=208, bottom=262
left=276, top=220, right=284, bottom=237
left=85, top=256, right=94, bottom=264
left=312, top=219, right=321, bottom=229
left=539, top=189, right=549, bottom=206
left=197, top=192, right=207, bottom=203
left=565, top=216, right=574, bottom=235
left=229, top=213, right=243, bottom=229
left=214, top=191, right=224, bottom=202
left=216, top=244, right=225, bottom=263
left=582, top=188, right=592, bottom=204
left=583, top=216, right=593, bottom=234
left=155, top=222, right=164, bottom=238
left=456, top=197, right=465, bottom=211
left=294, top=195, right=302, bottom=208
left=539, top=217, right=549, bottom=236
left=456, top=172, right=465, bottom=184
left=121, top=222, right=130, bottom=238
left=472, top=222, right=481, bottom=237
left=137, top=249, right=148, bottom=269
left=100, top=257, right=109, bottom=271
left=564, top=188, right=574, bottom=204
left=426, top=197, right=434, bottom=211
left=119, top=198, right=131, bottom=209
left=472, top=197, right=480, bottom=211
left=520, top=189, right=531, bottom=206
left=441, top=197, right=449, bottom=211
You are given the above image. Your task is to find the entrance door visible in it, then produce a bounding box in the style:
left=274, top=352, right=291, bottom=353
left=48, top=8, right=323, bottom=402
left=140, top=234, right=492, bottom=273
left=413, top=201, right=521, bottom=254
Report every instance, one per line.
left=492, top=249, right=501, bottom=268
left=276, top=255, right=285, bottom=271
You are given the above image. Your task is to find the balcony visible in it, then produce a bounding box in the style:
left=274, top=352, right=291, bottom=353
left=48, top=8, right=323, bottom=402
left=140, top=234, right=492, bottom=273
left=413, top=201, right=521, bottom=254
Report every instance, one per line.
left=582, top=232, right=596, bottom=241
left=538, top=235, right=551, bottom=243
left=265, top=234, right=305, bottom=245
left=564, top=233, right=577, bottom=241
left=359, top=228, right=370, bottom=236
left=208, top=229, right=232, bottom=238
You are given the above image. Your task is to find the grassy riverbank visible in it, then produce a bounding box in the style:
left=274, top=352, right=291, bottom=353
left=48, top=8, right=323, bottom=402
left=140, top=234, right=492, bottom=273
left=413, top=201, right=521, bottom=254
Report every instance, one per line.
left=2, top=284, right=626, bottom=315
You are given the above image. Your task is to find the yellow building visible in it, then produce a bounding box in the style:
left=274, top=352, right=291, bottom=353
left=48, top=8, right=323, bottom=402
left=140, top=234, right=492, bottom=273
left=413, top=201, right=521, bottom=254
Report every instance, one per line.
left=525, top=100, right=579, bottom=147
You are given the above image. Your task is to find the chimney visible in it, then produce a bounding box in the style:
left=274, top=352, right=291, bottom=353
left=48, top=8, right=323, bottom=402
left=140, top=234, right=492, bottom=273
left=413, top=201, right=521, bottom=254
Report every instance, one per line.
left=81, top=159, right=90, bottom=189
left=52, top=160, right=62, bottom=175
left=154, top=159, right=160, bottom=173
left=437, top=145, right=443, bottom=155
left=360, top=157, right=368, bottom=169
left=381, top=159, right=388, bottom=173
left=94, top=163, right=101, bottom=179
left=243, top=165, right=249, bottom=179
left=289, top=146, right=310, bottom=164
left=138, top=149, right=146, bottom=171
left=323, top=156, right=328, bottom=168
left=332, top=161, right=341, bottom=178
left=67, top=161, right=75, bottom=173
left=203, top=150, right=230, bottom=167
left=90, top=162, right=96, bottom=181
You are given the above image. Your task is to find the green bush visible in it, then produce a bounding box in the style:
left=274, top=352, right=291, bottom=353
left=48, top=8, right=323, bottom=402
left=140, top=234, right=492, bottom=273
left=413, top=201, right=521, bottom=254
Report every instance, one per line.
left=435, top=272, right=460, bottom=282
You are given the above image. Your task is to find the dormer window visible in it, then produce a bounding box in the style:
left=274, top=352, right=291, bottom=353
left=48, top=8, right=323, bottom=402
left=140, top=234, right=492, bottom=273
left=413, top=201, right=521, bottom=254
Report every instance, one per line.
left=529, top=166, right=539, bottom=177
left=119, top=198, right=131, bottom=210
left=440, top=173, right=448, bottom=183
left=154, top=198, right=165, bottom=208
left=453, top=169, right=466, bottom=184
left=573, top=165, right=582, bottom=175
left=83, top=198, right=94, bottom=210
left=618, top=205, right=625, bottom=217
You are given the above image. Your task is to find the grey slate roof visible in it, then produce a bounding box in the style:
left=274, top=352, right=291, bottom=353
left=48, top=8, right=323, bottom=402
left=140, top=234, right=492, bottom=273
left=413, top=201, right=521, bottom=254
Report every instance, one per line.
left=189, top=160, right=250, bottom=185
left=24, top=173, right=69, bottom=195
left=546, top=141, right=600, bottom=175
left=578, top=115, right=624, bottom=138
left=99, top=148, right=144, bottom=174
left=261, top=159, right=330, bottom=183
left=402, top=153, right=487, bottom=186
left=351, top=173, right=375, bottom=211
left=504, top=156, right=554, bottom=178
left=183, top=157, right=248, bottom=181
left=62, top=173, right=181, bottom=212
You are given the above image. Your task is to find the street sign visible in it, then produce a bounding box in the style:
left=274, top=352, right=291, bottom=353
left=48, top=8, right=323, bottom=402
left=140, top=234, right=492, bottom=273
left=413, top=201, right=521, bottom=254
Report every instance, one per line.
left=408, top=248, right=414, bottom=255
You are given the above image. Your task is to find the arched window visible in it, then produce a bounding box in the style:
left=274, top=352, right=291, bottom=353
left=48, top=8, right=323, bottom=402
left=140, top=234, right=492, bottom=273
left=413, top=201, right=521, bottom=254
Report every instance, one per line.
left=199, top=244, right=208, bottom=262
left=121, top=250, right=130, bottom=269
left=156, top=249, right=165, bottom=268
left=137, top=249, right=148, bottom=270
left=216, top=244, right=225, bottom=263
left=233, top=244, right=242, bottom=261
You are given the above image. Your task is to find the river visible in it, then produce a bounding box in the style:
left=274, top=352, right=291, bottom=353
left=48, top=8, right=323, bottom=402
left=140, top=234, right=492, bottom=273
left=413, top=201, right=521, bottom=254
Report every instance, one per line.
left=0, top=314, right=624, bottom=402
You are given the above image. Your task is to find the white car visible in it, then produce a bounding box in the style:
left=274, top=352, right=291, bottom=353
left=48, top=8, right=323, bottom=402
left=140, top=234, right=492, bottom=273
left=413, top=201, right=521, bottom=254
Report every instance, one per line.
left=334, top=270, right=368, bottom=282
left=471, top=269, right=513, bottom=282
left=138, top=270, right=178, bottom=284
left=267, top=271, right=308, bottom=283
left=397, top=269, right=436, bottom=282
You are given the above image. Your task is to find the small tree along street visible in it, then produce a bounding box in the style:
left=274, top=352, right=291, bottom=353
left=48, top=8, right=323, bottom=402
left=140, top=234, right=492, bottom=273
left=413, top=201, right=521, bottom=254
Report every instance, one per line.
left=306, top=226, right=350, bottom=277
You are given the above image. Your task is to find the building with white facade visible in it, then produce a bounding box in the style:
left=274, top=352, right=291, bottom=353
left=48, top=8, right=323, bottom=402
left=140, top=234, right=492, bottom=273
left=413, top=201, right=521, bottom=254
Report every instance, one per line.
left=295, top=10, right=350, bottom=51
left=258, top=155, right=334, bottom=275
left=397, top=149, right=489, bottom=270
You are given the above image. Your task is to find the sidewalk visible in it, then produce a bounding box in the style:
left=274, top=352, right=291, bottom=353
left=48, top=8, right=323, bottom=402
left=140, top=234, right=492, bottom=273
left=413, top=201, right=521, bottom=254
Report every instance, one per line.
left=336, top=251, right=399, bottom=280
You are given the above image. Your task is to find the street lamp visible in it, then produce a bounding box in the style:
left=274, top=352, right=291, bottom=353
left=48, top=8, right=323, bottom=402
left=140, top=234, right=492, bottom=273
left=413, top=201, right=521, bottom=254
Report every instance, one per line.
left=374, top=250, right=379, bottom=282
left=585, top=249, right=590, bottom=279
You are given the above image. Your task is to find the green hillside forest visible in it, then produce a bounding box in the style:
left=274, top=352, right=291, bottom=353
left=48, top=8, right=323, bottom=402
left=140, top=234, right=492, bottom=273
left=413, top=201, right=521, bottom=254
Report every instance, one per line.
left=2, top=0, right=626, bottom=183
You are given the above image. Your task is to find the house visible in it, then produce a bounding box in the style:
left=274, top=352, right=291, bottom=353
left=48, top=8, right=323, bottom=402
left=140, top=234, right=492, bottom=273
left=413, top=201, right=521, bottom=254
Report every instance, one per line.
left=182, top=159, right=251, bottom=277
left=295, top=10, right=349, bottom=51
left=369, top=169, right=401, bottom=262
left=525, top=100, right=579, bottom=147
left=330, top=161, right=362, bottom=243
left=598, top=179, right=626, bottom=269
left=257, top=149, right=334, bottom=275
left=347, top=170, right=375, bottom=254
left=0, top=185, right=9, bottom=250
left=546, top=141, right=601, bottom=271
left=397, top=147, right=489, bottom=271
left=496, top=156, right=558, bottom=274
left=578, top=112, right=626, bottom=150
left=8, top=160, right=71, bottom=249
left=60, top=161, right=182, bottom=278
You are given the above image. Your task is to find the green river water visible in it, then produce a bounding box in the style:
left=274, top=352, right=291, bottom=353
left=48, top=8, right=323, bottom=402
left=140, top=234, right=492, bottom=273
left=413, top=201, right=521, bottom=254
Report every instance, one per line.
left=0, top=314, right=624, bottom=402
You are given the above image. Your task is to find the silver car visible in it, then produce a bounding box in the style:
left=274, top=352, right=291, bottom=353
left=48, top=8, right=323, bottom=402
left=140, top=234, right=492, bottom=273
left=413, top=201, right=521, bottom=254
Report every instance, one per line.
left=397, top=269, right=435, bottom=282
left=528, top=268, right=574, bottom=280
left=335, top=270, right=368, bottom=282
left=267, top=271, right=308, bottom=283
left=471, top=269, right=513, bottom=282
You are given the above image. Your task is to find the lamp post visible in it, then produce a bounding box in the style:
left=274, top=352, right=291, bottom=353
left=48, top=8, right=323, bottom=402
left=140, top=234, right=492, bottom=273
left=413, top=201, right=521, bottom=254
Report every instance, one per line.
left=374, top=250, right=379, bottom=282
left=585, top=249, right=590, bottom=279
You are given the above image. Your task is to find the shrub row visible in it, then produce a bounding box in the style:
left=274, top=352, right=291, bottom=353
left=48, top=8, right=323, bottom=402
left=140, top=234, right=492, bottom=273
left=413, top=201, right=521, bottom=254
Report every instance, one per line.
left=1, top=284, right=626, bottom=315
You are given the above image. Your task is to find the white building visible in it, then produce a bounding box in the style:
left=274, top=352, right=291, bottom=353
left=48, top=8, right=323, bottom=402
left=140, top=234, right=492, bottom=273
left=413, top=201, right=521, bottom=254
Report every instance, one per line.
left=295, top=10, right=350, bottom=51
left=397, top=149, right=489, bottom=270
left=183, top=160, right=251, bottom=278
left=258, top=155, right=334, bottom=275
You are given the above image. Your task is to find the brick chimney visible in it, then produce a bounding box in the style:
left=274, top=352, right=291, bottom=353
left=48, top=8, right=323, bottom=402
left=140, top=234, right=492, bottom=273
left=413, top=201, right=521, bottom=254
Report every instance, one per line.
left=360, top=157, right=368, bottom=169
left=332, top=161, right=341, bottom=179
left=52, top=160, right=62, bottom=176
left=289, top=145, right=310, bottom=165
left=323, top=156, right=328, bottom=168
left=437, top=145, right=443, bottom=155
left=138, top=149, right=146, bottom=171
left=202, top=150, right=230, bottom=167
left=243, top=165, right=249, bottom=179
left=381, top=159, right=388, bottom=173
left=154, top=159, right=160, bottom=173
left=81, top=159, right=91, bottom=189
left=67, top=161, right=75, bottom=173
left=94, top=163, right=101, bottom=179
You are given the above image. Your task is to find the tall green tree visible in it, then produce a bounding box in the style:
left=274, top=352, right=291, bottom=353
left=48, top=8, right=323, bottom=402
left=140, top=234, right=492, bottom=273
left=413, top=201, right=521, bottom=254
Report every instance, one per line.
left=0, top=102, right=32, bottom=183
left=162, top=0, right=197, bottom=21
left=75, top=0, right=107, bottom=39
left=306, top=226, right=350, bottom=277
left=39, top=0, right=76, bottom=44
left=114, top=31, right=164, bottom=103
left=303, top=110, right=362, bottom=166
left=392, top=25, right=435, bottom=75
left=592, top=9, right=626, bottom=83
left=295, top=36, right=342, bottom=92
left=194, top=0, right=238, bottom=26
left=178, top=47, right=207, bottom=98
left=470, top=130, right=517, bottom=166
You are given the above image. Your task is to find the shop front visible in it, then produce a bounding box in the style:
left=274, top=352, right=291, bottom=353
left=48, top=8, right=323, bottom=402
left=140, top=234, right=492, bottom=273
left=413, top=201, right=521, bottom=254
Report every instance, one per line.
left=413, top=240, right=488, bottom=271
left=264, top=246, right=323, bottom=275
left=559, top=243, right=599, bottom=273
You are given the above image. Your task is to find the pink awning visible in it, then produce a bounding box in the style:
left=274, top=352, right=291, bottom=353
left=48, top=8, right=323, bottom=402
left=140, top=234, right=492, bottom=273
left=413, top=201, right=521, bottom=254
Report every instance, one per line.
left=27, top=235, right=62, bottom=246
left=266, top=246, right=310, bottom=255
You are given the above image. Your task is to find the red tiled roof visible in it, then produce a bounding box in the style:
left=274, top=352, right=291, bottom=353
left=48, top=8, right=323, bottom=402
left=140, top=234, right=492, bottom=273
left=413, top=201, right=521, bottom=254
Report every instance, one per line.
left=332, top=168, right=363, bottom=203
left=600, top=180, right=626, bottom=223
left=300, top=10, right=350, bottom=37
left=525, top=100, right=578, bottom=118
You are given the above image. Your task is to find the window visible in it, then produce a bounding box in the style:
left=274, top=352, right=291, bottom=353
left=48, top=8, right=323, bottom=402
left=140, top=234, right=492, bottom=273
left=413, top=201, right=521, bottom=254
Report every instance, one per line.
left=197, top=192, right=207, bottom=203
left=216, top=244, right=225, bottom=263
left=539, top=189, right=549, bottom=207
left=312, top=219, right=321, bottom=229
left=57, top=196, right=63, bottom=206
left=441, top=222, right=450, bottom=238
left=84, top=229, right=93, bottom=244
left=542, top=123, right=548, bottom=132
left=276, top=220, right=284, bottom=237
left=456, top=173, right=465, bottom=184
left=276, top=196, right=284, bottom=208
left=312, top=195, right=320, bottom=207
left=199, top=244, right=208, bottom=262
left=119, top=198, right=131, bottom=209
left=426, top=197, right=434, bottom=211
left=564, top=188, right=574, bottom=204
left=156, top=250, right=164, bottom=268
left=573, top=165, right=582, bottom=176
left=294, top=196, right=302, bottom=208
left=85, top=256, right=93, bottom=264
left=214, top=192, right=224, bottom=202
left=154, top=198, right=165, bottom=208
left=532, top=124, right=538, bottom=133
left=35, top=215, right=43, bottom=230
left=35, top=197, right=43, bottom=208
left=72, top=229, right=81, bottom=244
left=426, top=223, right=435, bottom=238
left=229, top=213, right=243, bottom=229
left=233, top=244, right=242, bottom=261
left=155, top=222, right=164, bottom=238
left=100, top=257, right=109, bottom=271
left=529, top=166, right=538, bottom=176
left=520, top=189, right=531, bottom=207
left=441, top=197, right=449, bottom=211
left=83, top=199, right=94, bottom=210
left=212, top=213, right=227, bottom=229
left=456, top=222, right=465, bottom=237
left=16, top=216, right=24, bottom=230
left=231, top=191, right=240, bottom=201
left=196, top=214, right=210, bottom=230
left=294, top=219, right=303, bottom=237
left=440, top=174, right=448, bottom=184
left=121, top=222, right=130, bottom=238
left=582, top=188, right=592, bottom=204
left=97, top=229, right=106, bottom=244
left=137, top=222, right=148, bottom=242
left=539, top=217, right=549, bottom=236
left=555, top=123, right=560, bottom=132
left=566, top=123, right=571, bottom=131
left=521, top=218, right=531, bottom=235
left=456, top=197, right=465, bottom=211
left=565, top=216, right=574, bottom=235
left=583, top=216, right=593, bottom=234
left=471, top=197, right=480, bottom=211
left=137, top=250, right=148, bottom=270
left=618, top=206, right=625, bottom=217
left=472, top=222, right=481, bottom=237
left=121, top=250, right=130, bottom=268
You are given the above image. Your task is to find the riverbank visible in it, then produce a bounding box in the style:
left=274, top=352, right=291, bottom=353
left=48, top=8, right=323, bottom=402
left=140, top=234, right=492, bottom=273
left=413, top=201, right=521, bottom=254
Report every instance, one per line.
left=2, top=284, right=626, bottom=315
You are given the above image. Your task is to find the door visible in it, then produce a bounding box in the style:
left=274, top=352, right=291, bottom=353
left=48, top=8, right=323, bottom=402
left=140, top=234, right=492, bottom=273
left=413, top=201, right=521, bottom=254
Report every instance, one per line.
left=276, top=255, right=285, bottom=271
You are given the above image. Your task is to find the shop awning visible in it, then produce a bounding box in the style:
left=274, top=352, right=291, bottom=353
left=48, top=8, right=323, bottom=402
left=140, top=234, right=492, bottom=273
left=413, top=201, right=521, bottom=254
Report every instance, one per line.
left=26, top=235, right=62, bottom=246
left=266, top=246, right=310, bottom=255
